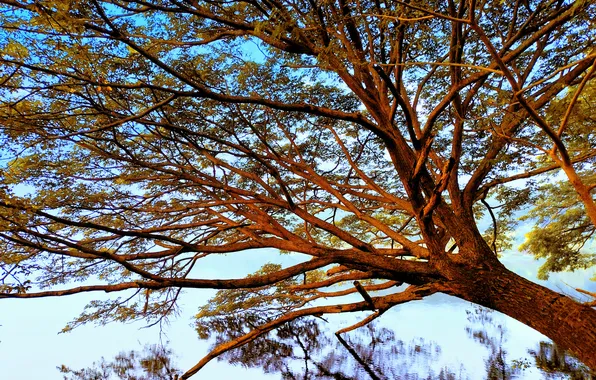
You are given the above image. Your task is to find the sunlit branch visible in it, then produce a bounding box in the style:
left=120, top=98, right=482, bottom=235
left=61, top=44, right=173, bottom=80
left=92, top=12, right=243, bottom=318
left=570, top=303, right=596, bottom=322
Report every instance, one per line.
left=310, top=280, right=400, bottom=299
left=557, top=58, right=596, bottom=137
left=0, top=282, right=149, bottom=298
left=290, top=271, right=379, bottom=292
left=376, top=61, right=503, bottom=75
left=421, top=158, right=455, bottom=219
left=360, top=13, right=435, bottom=22
left=0, top=256, right=338, bottom=299
left=392, top=0, right=470, bottom=23
left=477, top=150, right=596, bottom=195
left=412, top=134, right=435, bottom=180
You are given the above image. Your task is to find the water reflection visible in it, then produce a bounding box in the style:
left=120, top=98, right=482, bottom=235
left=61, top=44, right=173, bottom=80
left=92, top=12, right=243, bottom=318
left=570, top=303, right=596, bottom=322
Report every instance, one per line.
left=465, top=306, right=593, bottom=380
left=465, top=307, right=512, bottom=379
left=217, top=318, right=445, bottom=380
left=213, top=306, right=594, bottom=380
left=61, top=306, right=595, bottom=379
left=530, top=342, right=594, bottom=379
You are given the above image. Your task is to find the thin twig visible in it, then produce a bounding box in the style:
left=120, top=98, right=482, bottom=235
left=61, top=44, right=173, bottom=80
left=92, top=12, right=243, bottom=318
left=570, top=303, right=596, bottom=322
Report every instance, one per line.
left=480, top=197, right=498, bottom=255
left=557, top=58, right=596, bottom=137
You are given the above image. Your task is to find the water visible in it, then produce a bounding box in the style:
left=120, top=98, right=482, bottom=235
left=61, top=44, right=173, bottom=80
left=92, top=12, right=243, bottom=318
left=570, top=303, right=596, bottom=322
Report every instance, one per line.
left=213, top=299, right=593, bottom=379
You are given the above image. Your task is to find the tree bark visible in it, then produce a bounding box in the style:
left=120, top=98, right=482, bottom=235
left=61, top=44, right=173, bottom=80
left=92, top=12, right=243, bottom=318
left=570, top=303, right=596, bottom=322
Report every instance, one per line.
left=449, top=266, right=596, bottom=370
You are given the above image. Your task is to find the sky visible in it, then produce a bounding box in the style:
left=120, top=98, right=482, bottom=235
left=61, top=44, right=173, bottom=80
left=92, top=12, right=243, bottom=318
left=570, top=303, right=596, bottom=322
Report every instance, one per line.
left=1, top=241, right=595, bottom=379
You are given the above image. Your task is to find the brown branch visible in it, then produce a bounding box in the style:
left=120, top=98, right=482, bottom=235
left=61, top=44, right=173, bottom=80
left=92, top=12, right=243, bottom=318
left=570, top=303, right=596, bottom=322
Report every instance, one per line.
left=422, top=158, right=455, bottom=219
left=412, top=134, right=435, bottom=179
left=0, top=281, right=151, bottom=298
left=0, top=257, right=336, bottom=299
left=360, top=13, right=435, bottom=22
left=557, top=58, right=596, bottom=137
left=311, top=281, right=400, bottom=299
left=391, top=0, right=471, bottom=23
left=480, top=197, right=498, bottom=255
left=291, top=271, right=377, bottom=292
left=353, top=280, right=376, bottom=309
left=478, top=150, right=596, bottom=194
left=336, top=309, right=382, bottom=335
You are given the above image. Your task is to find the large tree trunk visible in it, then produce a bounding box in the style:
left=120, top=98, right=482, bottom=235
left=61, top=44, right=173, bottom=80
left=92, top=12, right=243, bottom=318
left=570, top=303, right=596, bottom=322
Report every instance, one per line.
left=449, top=266, right=596, bottom=369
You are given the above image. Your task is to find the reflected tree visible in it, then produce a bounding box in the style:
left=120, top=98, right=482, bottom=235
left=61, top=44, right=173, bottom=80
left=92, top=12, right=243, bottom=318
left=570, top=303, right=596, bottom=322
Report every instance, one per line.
left=465, top=306, right=516, bottom=380
left=529, top=341, right=595, bottom=380
left=58, top=344, right=180, bottom=380
left=194, top=277, right=451, bottom=379
left=197, top=308, right=449, bottom=379
left=465, top=305, right=596, bottom=380
left=196, top=300, right=596, bottom=379
left=60, top=309, right=596, bottom=380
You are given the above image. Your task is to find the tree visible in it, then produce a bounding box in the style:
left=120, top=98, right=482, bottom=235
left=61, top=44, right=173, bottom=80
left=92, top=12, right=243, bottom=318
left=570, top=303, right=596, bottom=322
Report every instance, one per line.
left=0, top=0, right=595, bottom=376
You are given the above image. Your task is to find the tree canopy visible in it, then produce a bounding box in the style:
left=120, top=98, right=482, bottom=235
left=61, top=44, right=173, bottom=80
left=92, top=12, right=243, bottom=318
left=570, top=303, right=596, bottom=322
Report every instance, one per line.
left=0, top=0, right=595, bottom=376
